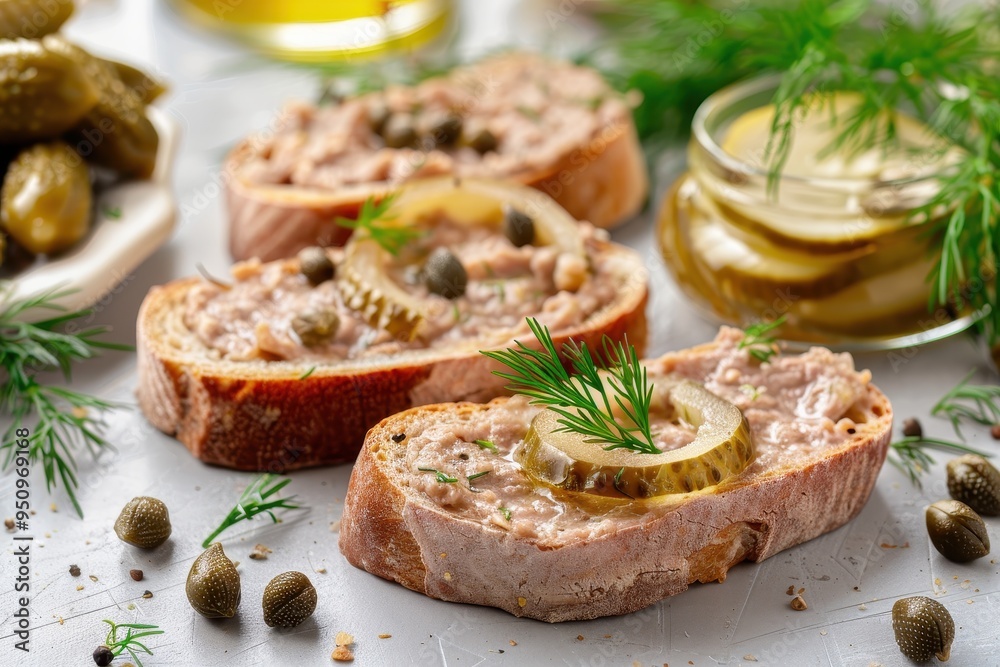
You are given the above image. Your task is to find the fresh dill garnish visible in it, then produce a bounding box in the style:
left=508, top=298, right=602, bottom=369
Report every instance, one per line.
left=467, top=470, right=490, bottom=483
left=738, top=316, right=786, bottom=363
left=888, top=436, right=992, bottom=488
left=299, top=366, right=317, bottom=380
left=202, top=474, right=304, bottom=547
left=498, top=506, right=512, bottom=522
left=474, top=439, right=498, bottom=453
left=418, top=467, right=458, bottom=483
left=335, top=195, right=423, bottom=256
left=932, top=370, right=1000, bottom=438
left=0, top=285, right=130, bottom=517
left=740, top=384, right=764, bottom=401
left=481, top=318, right=658, bottom=454
left=100, top=619, right=164, bottom=667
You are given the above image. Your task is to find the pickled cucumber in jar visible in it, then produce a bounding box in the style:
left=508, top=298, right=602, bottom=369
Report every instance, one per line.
left=0, top=0, right=74, bottom=40
left=43, top=35, right=159, bottom=179
left=0, top=39, right=98, bottom=143
left=0, top=141, right=92, bottom=255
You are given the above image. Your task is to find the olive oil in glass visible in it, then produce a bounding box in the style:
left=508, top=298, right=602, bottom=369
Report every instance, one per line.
left=171, top=0, right=453, bottom=61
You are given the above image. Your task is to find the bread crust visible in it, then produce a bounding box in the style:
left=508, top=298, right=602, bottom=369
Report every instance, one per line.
left=339, top=370, right=893, bottom=622
left=225, top=83, right=647, bottom=263
left=136, top=244, right=647, bottom=471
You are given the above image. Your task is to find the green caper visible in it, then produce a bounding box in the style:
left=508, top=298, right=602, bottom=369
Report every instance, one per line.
left=113, top=496, right=172, bottom=549
left=0, top=38, right=99, bottom=143
left=298, top=246, right=335, bottom=285
left=381, top=113, right=419, bottom=149
left=0, top=0, right=74, bottom=39
left=424, top=247, right=467, bottom=299
left=502, top=205, right=535, bottom=247
left=291, top=309, right=339, bottom=347
left=926, top=499, right=990, bottom=563
left=892, top=596, right=955, bottom=662
left=466, top=127, right=498, bottom=154
left=366, top=100, right=390, bottom=134
left=947, top=454, right=1000, bottom=516
left=44, top=35, right=159, bottom=179
left=186, top=543, right=241, bottom=618
left=99, top=57, right=167, bottom=105
left=262, top=571, right=317, bottom=628
left=428, top=113, right=462, bottom=147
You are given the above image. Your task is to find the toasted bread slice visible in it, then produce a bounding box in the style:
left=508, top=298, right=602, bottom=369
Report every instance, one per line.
left=339, top=328, right=892, bottom=622
left=137, top=201, right=647, bottom=471
left=225, top=52, right=648, bottom=262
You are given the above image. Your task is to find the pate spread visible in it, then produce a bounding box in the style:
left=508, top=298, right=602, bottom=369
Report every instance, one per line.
left=237, top=54, right=630, bottom=191
left=401, top=328, right=876, bottom=544
left=183, top=220, right=621, bottom=362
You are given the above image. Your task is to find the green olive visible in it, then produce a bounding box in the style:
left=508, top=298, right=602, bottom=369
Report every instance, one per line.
left=99, top=57, right=167, bottom=105
left=298, top=246, right=335, bottom=286
left=892, top=596, right=955, bottom=662
left=947, top=454, right=1000, bottom=516
left=0, top=38, right=99, bottom=143
left=428, top=113, right=462, bottom=147
left=382, top=114, right=418, bottom=149
left=113, top=496, right=172, bottom=549
left=503, top=205, right=535, bottom=247
left=262, top=571, right=317, bottom=628
left=424, top=247, right=467, bottom=299
left=186, top=543, right=241, bottom=618
left=43, top=35, right=159, bottom=179
left=926, top=499, right=990, bottom=563
left=466, top=127, right=498, bottom=154
left=0, top=0, right=74, bottom=39
left=291, top=309, right=339, bottom=347
left=1, top=141, right=92, bottom=256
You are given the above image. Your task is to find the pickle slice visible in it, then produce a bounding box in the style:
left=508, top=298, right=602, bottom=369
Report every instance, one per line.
left=338, top=238, right=425, bottom=341
left=515, top=380, right=754, bottom=499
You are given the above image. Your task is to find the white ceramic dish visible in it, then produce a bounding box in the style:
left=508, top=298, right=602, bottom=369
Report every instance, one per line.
left=4, top=106, right=179, bottom=320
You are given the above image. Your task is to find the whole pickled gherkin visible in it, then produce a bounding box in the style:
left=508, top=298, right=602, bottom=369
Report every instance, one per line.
left=0, top=0, right=74, bottom=40
left=0, top=38, right=98, bottom=143
left=43, top=35, right=159, bottom=179
left=99, top=57, right=167, bottom=105
left=0, top=141, right=92, bottom=255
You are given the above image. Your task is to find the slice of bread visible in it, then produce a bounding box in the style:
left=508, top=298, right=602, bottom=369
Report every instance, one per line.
left=136, top=219, right=647, bottom=471
left=225, top=52, right=648, bottom=262
left=339, top=328, right=893, bottom=622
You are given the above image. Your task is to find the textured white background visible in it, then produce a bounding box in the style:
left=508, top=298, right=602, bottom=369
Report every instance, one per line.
left=1, top=1, right=999, bottom=665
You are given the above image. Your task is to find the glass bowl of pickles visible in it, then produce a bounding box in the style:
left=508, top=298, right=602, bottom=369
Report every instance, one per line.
left=658, top=75, right=974, bottom=350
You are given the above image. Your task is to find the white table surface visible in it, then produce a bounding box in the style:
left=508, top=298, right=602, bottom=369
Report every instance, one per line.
left=3, top=1, right=999, bottom=666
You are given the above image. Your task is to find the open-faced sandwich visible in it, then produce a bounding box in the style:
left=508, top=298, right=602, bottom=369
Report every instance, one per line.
left=137, top=179, right=647, bottom=470
left=225, top=52, right=648, bottom=261
left=339, top=324, right=892, bottom=622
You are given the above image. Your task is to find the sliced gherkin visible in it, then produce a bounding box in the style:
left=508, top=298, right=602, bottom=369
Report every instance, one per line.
left=515, top=380, right=755, bottom=499
left=338, top=238, right=425, bottom=341
left=0, top=0, right=74, bottom=40
left=0, top=39, right=99, bottom=143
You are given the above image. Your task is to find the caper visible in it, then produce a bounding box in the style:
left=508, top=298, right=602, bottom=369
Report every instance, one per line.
left=0, top=0, right=75, bottom=39
left=926, top=499, right=990, bottom=563
left=262, top=571, right=317, bottom=628
left=466, top=127, right=498, bottom=154
left=902, top=417, right=922, bottom=438
left=428, top=113, right=462, bottom=147
left=298, top=246, right=335, bottom=285
left=502, top=205, right=535, bottom=247
left=1, top=141, right=92, bottom=256
left=424, top=247, right=467, bottom=299
left=892, top=596, right=955, bottom=662
left=382, top=114, right=418, bottom=149
left=92, top=645, right=113, bottom=666
left=113, top=496, right=171, bottom=549
left=947, top=454, right=1000, bottom=516
left=367, top=100, right=390, bottom=134
left=291, top=309, right=339, bottom=347
left=0, top=38, right=99, bottom=143
left=186, top=543, right=241, bottom=618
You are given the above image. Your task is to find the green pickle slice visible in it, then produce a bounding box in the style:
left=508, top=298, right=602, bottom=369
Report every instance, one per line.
left=516, top=380, right=755, bottom=499
left=338, top=237, right=426, bottom=341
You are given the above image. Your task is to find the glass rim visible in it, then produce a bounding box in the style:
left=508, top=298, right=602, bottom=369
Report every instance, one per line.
left=690, top=74, right=951, bottom=189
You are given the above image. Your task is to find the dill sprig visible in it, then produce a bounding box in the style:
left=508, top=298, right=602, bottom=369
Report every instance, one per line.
left=417, top=467, right=458, bottom=483
left=202, top=473, right=305, bottom=547
left=888, top=436, right=992, bottom=488
left=336, top=194, right=423, bottom=256
left=0, top=285, right=130, bottom=517
left=932, top=370, right=1000, bottom=437
left=738, top=316, right=786, bottom=363
left=100, top=619, right=164, bottom=667
left=481, top=318, right=658, bottom=454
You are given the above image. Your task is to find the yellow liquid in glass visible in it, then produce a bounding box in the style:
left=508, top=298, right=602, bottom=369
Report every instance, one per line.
left=182, top=0, right=413, bottom=24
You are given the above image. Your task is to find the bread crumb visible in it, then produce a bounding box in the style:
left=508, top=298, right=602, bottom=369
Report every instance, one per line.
left=604, top=634, right=612, bottom=639
left=315, top=567, right=327, bottom=574
left=744, top=655, right=758, bottom=662
left=576, top=635, right=584, bottom=641
left=517, top=596, right=526, bottom=607
left=54, top=616, right=64, bottom=625
left=858, top=604, right=868, bottom=611
left=820, top=630, right=828, bottom=636
left=785, top=585, right=795, bottom=596
left=378, top=634, right=391, bottom=639
left=797, top=587, right=805, bottom=594
left=967, top=599, right=974, bottom=604
left=790, top=595, right=807, bottom=611
left=50, top=503, right=58, bottom=512
left=331, top=646, right=354, bottom=662
left=249, top=544, right=272, bottom=560
left=509, top=640, right=517, bottom=646
left=329, top=520, right=341, bottom=532
left=129, top=569, right=143, bottom=582
left=76, top=584, right=84, bottom=591
left=336, top=632, right=354, bottom=647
